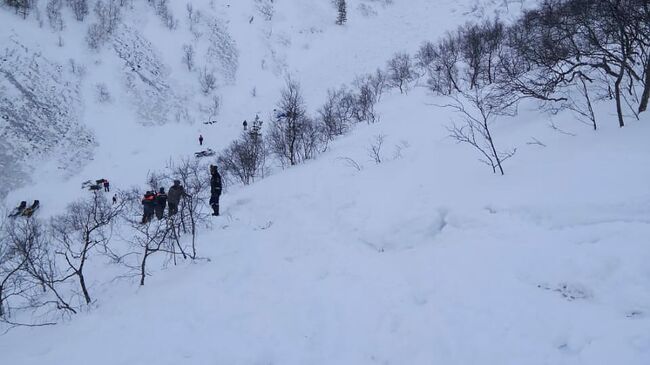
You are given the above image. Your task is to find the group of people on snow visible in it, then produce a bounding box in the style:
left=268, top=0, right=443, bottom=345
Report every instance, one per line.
left=141, top=180, right=191, bottom=224
left=140, top=164, right=222, bottom=223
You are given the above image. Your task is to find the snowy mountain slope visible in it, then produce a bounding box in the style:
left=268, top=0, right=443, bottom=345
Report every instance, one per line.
left=1, top=0, right=649, bottom=364
left=2, top=86, right=649, bottom=364
left=0, top=36, right=94, bottom=198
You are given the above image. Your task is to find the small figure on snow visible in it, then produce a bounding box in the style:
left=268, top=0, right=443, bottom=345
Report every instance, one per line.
left=8, top=201, right=27, bottom=217
left=112, top=194, right=118, bottom=204
left=199, top=134, right=204, bottom=146
left=103, top=180, right=110, bottom=192
left=21, top=200, right=40, bottom=218
left=209, top=165, right=222, bottom=216
left=243, top=120, right=248, bottom=130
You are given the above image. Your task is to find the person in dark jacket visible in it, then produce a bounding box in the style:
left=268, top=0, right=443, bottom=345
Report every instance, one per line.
left=209, top=165, right=222, bottom=216
left=141, top=191, right=156, bottom=224
left=167, top=180, right=190, bottom=216
left=103, top=180, right=110, bottom=192
left=199, top=134, right=204, bottom=146
left=154, top=187, right=167, bottom=220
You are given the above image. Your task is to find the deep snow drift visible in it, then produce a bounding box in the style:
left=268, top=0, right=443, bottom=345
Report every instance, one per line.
left=1, top=0, right=649, bottom=364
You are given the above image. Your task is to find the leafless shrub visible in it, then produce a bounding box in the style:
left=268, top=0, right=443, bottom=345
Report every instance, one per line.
left=318, top=86, right=355, bottom=139
left=199, top=67, right=217, bottom=95
left=386, top=52, right=415, bottom=94
left=50, top=192, right=124, bottom=305
left=218, top=127, right=268, bottom=186
left=95, top=83, right=111, bottom=103
left=182, top=44, right=195, bottom=72
left=267, top=78, right=326, bottom=166
left=443, top=87, right=517, bottom=175
left=67, top=0, right=89, bottom=21
left=367, top=134, right=386, bottom=164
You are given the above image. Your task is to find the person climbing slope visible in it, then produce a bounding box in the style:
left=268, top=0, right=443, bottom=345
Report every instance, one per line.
left=141, top=191, right=156, bottom=224
left=154, top=187, right=167, bottom=220
left=167, top=180, right=190, bottom=216
left=209, top=165, right=222, bottom=216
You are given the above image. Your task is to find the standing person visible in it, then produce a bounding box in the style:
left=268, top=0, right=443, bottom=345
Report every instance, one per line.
left=154, top=187, right=167, bottom=220
left=103, top=180, right=110, bottom=192
left=112, top=194, right=117, bottom=204
left=209, top=165, right=222, bottom=216
left=141, top=191, right=156, bottom=224
left=199, top=134, right=204, bottom=146
left=167, top=180, right=190, bottom=216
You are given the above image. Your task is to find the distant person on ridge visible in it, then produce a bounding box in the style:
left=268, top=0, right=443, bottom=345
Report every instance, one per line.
left=154, top=187, right=168, bottom=220
left=103, top=180, right=110, bottom=192
left=209, top=165, right=222, bottom=216
left=243, top=120, right=248, bottom=130
left=167, top=180, right=190, bottom=216
left=199, top=134, right=204, bottom=146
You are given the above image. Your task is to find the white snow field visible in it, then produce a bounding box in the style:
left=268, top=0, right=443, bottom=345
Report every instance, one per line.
left=1, top=0, right=650, bottom=364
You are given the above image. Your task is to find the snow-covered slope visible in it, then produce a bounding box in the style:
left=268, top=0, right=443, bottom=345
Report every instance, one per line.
left=1, top=0, right=649, bottom=364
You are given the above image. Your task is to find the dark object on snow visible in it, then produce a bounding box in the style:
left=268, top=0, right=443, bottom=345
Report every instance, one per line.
left=199, top=134, right=204, bottom=146
left=243, top=120, right=248, bottom=130
left=273, top=109, right=287, bottom=120
left=203, top=120, right=217, bottom=125
left=141, top=191, right=156, bottom=224
left=209, top=165, right=222, bottom=216
left=89, top=184, right=102, bottom=191
left=8, top=201, right=27, bottom=217
left=154, top=188, right=167, bottom=220
left=81, top=180, right=93, bottom=189
left=112, top=195, right=118, bottom=204
left=167, top=180, right=190, bottom=216
left=195, top=149, right=216, bottom=158
left=103, top=180, right=110, bottom=192
left=21, top=200, right=40, bottom=218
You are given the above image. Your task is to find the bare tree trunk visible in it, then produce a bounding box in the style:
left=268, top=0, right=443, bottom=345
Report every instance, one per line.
left=0, top=285, right=4, bottom=318
left=484, top=120, right=505, bottom=175
left=580, top=77, right=597, bottom=130
left=140, top=250, right=149, bottom=286
left=78, top=270, right=91, bottom=304
left=615, top=65, right=626, bottom=127
left=638, top=56, right=650, bottom=113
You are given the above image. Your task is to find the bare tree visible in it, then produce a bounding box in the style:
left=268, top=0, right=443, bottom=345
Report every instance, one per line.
left=367, top=134, right=386, bottom=164
left=443, top=87, right=517, bottom=175
left=199, top=67, right=217, bottom=95
left=50, top=192, right=123, bottom=305
left=218, top=125, right=268, bottom=186
left=47, top=0, right=64, bottom=31
left=186, top=2, right=201, bottom=33
left=167, top=158, right=211, bottom=259
left=4, top=217, right=76, bottom=321
left=387, top=52, right=415, bottom=94
left=318, top=86, right=355, bottom=139
left=182, top=44, right=195, bottom=72
left=120, top=192, right=173, bottom=286
left=267, top=78, right=312, bottom=166
left=352, top=77, right=378, bottom=124
left=67, top=0, right=88, bottom=21
left=336, top=0, right=347, bottom=25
